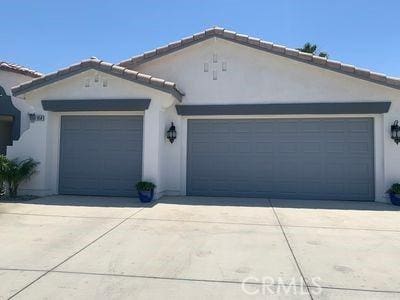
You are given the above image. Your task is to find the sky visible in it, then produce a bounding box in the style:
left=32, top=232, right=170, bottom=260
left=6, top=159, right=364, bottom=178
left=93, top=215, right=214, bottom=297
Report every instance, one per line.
left=1, top=0, right=399, bottom=77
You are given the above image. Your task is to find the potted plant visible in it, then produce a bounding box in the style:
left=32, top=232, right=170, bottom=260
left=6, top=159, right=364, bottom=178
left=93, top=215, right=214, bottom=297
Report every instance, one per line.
left=136, top=181, right=156, bottom=203
left=387, top=183, right=400, bottom=206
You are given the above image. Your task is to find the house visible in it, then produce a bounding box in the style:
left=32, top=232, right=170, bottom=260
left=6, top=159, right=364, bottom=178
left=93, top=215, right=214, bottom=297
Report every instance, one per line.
left=0, top=62, right=42, bottom=155
left=4, top=27, right=400, bottom=202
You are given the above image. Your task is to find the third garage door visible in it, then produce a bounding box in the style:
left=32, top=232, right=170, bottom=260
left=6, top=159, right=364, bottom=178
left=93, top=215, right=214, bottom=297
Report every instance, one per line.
left=187, top=118, right=374, bottom=201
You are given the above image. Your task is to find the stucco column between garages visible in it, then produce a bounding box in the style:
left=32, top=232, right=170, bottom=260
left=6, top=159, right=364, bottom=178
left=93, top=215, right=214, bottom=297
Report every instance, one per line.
left=142, top=100, right=163, bottom=197
left=142, top=94, right=179, bottom=199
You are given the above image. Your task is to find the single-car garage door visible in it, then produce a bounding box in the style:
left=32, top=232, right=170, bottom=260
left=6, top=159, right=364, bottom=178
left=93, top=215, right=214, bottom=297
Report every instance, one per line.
left=187, top=118, right=374, bottom=201
left=59, top=116, right=143, bottom=197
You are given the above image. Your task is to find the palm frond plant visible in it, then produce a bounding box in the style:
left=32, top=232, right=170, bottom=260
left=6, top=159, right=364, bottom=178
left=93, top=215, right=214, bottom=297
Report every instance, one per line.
left=297, top=42, right=329, bottom=58
left=3, top=158, right=39, bottom=198
left=0, top=155, right=8, bottom=197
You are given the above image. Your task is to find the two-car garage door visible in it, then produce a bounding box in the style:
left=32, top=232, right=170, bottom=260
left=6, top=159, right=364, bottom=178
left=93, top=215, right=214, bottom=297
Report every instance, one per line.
left=59, top=116, right=143, bottom=197
left=187, top=118, right=374, bottom=201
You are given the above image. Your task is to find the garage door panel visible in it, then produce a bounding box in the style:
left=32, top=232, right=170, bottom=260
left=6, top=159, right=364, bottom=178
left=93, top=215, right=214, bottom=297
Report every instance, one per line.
left=250, top=158, right=273, bottom=171
left=253, top=122, right=274, bottom=133
left=325, top=163, right=346, bottom=180
left=231, top=120, right=253, bottom=131
left=347, top=182, right=369, bottom=193
left=62, top=118, right=82, bottom=130
left=301, top=142, right=322, bottom=153
left=214, top=141, right=231, bottom=153
left=212, top=121, right=232, bottom=133
left=191, top=142, right=211, bottom=154
left=83, top=118, right=102, bottom=130
left=301, top=182, right=324, bottom=194
left=187, top=118, right=374, bottom=201
left=325, top=120, right=347, bottom=131
left=348, top=119, right=371, bottom=131
left=278, top=142, right=298, bottom=153
left=59, top=116, right=142, bottom=197
left=232, top=142, right=251, bottom=153
left=301, top=163, right=323, bottom=178
left=326, top=141, right=347, bottom=153
left=275, top=161, right=299, bottom=179
left=326, top=182, right=346, bottom=193
left=300, top=120, right=322, bottom=131
left=254, top=142, right=274, bottom=153
left=348, top=141, right=371, bottom=153
left=278, top=120, right=298, bottom=133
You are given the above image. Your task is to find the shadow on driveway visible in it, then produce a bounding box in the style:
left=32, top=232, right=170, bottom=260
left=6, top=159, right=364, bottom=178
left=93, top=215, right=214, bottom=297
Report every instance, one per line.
left=157, top=196, right=400, bottom=211
left=2, top=194, right=399, bottom=212
left=1, top=195, right=155, bottom=208
left=270, top=198, right=400, bottom=211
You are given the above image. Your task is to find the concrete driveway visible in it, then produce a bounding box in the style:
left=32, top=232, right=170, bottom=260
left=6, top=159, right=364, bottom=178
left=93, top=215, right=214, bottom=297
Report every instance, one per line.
left=0, top=196, right=400, bottom=299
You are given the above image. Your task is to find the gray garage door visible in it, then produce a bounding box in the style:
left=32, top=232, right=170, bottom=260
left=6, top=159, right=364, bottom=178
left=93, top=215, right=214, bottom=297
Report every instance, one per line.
left=59, top=116, right=143, bottom=197
left=187, top=118, right=374, bottom=201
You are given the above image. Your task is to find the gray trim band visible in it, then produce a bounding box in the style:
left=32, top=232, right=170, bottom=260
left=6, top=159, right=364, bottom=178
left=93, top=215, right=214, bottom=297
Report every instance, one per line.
left=42, top=99, right=151, bottom=112
left=176, top=102, right=391, bottom=116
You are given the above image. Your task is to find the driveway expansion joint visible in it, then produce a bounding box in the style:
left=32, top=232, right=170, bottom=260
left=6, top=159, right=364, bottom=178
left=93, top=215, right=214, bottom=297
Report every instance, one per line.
left=317, top=285, right=400, bottom=294
left=268, top=199, right=314, bottom=300
left=49, top=269, right=307, bottom=288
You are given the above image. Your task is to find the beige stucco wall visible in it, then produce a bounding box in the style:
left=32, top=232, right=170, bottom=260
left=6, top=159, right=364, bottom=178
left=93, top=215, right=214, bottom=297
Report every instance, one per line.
left=0, top=71, right=33, bottom=94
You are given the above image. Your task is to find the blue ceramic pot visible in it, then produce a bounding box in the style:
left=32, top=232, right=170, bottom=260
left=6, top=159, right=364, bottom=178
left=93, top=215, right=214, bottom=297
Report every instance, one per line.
left=138, top=189, right=154, bottom=203
left=389, top=193, right=400, bottom=206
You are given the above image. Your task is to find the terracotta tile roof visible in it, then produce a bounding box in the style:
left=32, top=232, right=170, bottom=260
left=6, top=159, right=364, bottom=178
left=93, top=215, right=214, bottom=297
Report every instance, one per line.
left=12, top=57, right=184, bottom=100
left=0, top=61, right=42, bottom=78
left=119, top=26, right=400, bottom=90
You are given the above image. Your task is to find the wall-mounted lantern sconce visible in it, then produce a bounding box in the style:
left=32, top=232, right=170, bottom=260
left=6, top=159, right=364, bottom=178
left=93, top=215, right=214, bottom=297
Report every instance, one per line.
left=166, top=122, right=177, bottom=143
left=391, top=120, right=400, bottom=145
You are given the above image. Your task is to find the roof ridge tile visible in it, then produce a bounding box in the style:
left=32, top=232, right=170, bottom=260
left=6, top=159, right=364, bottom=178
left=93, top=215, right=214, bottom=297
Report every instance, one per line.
left=0, top=61, right=42, bottom=78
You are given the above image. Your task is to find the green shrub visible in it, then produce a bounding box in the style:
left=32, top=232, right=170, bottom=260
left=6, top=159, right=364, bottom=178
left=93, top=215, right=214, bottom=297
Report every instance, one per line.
left=387, top=183, right=400, bottom=195
left=0, top=155, right=7, bottom=196
left=136, top=181, right=156, bottom=191
left=2, top=157, right=39, bottom=198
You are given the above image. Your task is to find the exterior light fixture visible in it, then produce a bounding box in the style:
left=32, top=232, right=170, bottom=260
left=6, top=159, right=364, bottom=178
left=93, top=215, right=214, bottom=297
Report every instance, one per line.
left=391, top=120, right=400, bottom=145
left=166, top=122, right=177, bottom=143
